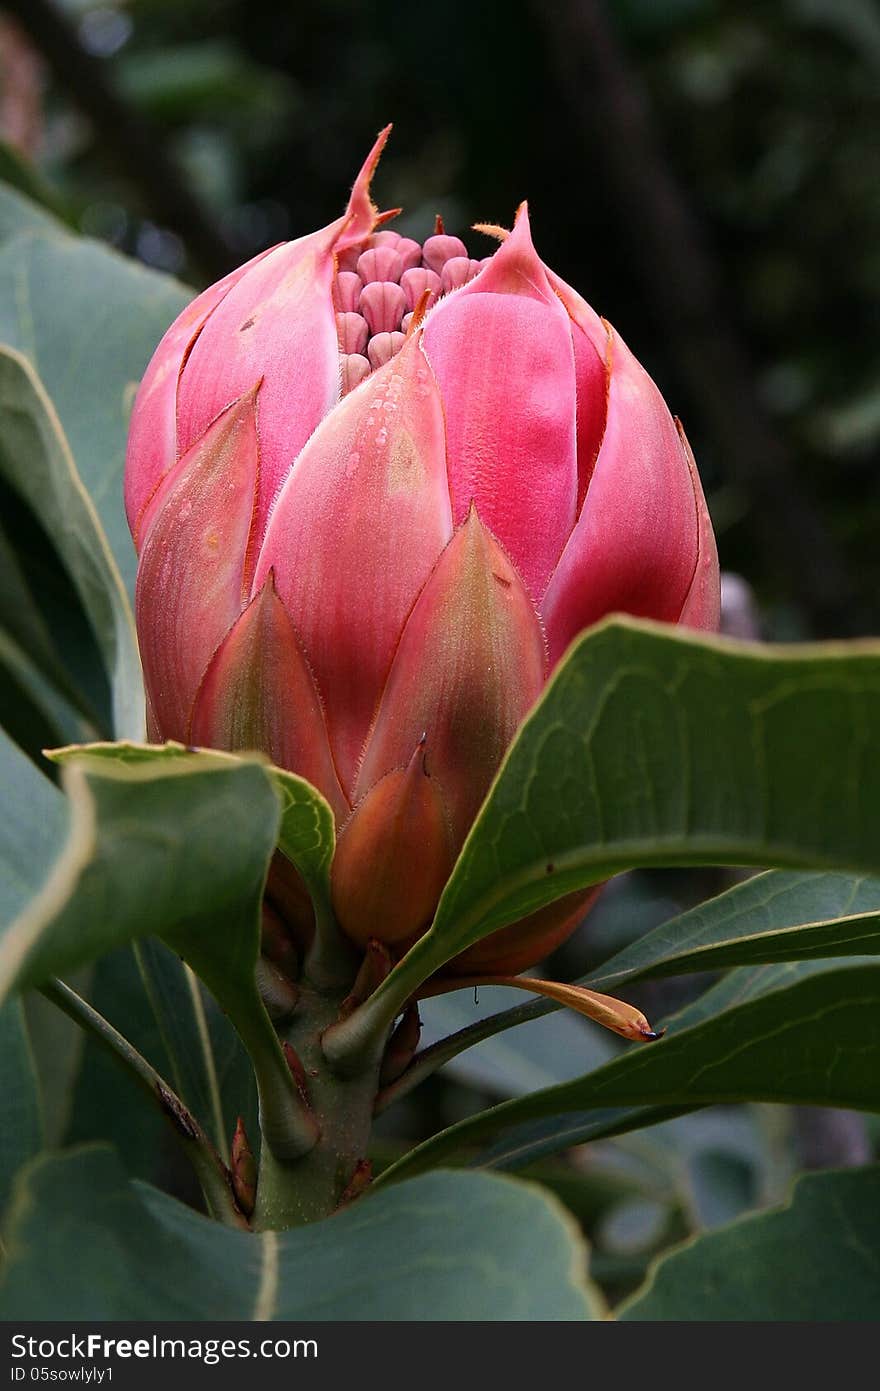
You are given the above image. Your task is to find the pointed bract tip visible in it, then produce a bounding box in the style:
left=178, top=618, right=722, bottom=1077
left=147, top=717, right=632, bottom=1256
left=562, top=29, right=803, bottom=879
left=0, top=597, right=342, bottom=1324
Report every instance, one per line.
left=434, top=213, right=445, bottom=235
left=374, top=206, right=403, bottom=228
left=339, top=124, right=394, bottom=251
left=459, top=199, right=553, bottom=304
left=406, top=287, right=434, bottom=336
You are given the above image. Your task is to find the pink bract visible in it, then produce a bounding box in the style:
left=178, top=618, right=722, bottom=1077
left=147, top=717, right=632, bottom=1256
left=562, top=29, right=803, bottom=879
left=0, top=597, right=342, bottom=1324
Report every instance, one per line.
left=126, top=127, right=720, bottom=972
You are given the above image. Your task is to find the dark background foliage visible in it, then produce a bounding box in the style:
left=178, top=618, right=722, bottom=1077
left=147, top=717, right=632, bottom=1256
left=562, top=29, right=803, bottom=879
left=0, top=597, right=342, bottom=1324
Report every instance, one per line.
left=4, top=0, right=878, bottom=637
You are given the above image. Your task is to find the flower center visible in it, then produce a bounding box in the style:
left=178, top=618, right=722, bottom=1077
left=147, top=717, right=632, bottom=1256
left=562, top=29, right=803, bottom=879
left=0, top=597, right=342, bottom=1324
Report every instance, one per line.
left=334, top=220, right=487, bottom=394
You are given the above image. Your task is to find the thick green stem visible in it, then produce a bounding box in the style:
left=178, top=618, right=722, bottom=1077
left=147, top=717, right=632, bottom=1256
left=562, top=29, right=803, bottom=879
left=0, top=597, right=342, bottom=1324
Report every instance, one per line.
left=224, top=986, right=320, bottom=1161
left=252, top=984, right=383, bottom=1230
left=39, top=977, right=247, bottom=1229
left=302, top=895, right=359, bottom=993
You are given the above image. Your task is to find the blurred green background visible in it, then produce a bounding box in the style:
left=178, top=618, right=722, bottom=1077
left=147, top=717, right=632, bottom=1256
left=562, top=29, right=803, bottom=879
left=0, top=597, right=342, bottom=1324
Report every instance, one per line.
left=4, top=0, right=878, bottom=639
left=1, top=0, right=877, bottom=1306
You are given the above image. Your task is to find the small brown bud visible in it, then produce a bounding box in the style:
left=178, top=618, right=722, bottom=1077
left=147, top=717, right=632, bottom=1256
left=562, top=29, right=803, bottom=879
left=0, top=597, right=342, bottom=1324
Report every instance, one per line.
left=339, top=938, right=393, bottom=1019
left=282, top=1041, right=311, bottom=1107
left=337, top=1158, right=373, bottom=1209
left=230, top=1116, right=257, bottom=1217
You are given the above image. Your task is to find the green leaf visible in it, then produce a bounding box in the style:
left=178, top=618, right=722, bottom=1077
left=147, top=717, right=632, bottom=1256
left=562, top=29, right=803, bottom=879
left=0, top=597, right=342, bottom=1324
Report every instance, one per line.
left=0, top=998, right=42, bottom=1217
left=0, top=509, right=88, bottom=722
left=447, top=866, right=880, bottom=1066
left=0, top=744, right=314, bottom=1157
left=0, top=727, right=67, bottom=924
left=133, top=937, right=258, bottom=1157
left=272, top=766, right=336, bottom=919
left=64, top=948, right=178, bottom=1184
left=590, top=869, right=880, bottom=992
left=56, top=743, right=337, bottom=924
left=0, top=148, right=72, bottom=227
left=0, top=749, right=278, bottom=1004
left=2, top=727, right=250, bottom=1159
left=0, top=628, right=94, bottom=761
left=0, top=1146, right=601, bottom=1320
left=0, top=731, right=88, bottom=1163
left=416, top=620, right=880, bottom=972
left=0, top=178, right=64, bottom=244
left=380, top=959, right=880, bottom=1180
left=420, top=985, right=616, bottom=1096
left=0, top=347, right=141, bottom=737
left=0, top=224, right=190, bottom=600
left=620, top=1165, right=880, bottom=1320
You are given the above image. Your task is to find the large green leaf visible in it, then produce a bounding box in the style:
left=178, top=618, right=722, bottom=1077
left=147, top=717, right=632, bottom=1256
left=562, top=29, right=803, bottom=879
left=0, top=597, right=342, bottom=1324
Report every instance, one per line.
left=0, top=180, right=64, bottom=244
left=439, top=868, right=880, bottom=1067
left=59, top=742, right=338, bottom=916
left=620, top=1165, right=880, bottom=1320
left=65, top=948, right=178, bottom=1184
left=0, top=509, right=93, bottom=728
left=0, top=728, right=67, bottom=925
left=2, top=727, right=252, bottom=1161
left=0, top=1146, right=600, bottom=1320
left=0, top=347, right=141, bottom=737
left=591, top=869, right=880, bottom=991
left=0, top=733, right=66, bottom=1216
left=0, top=750, right=278, bottom=1003
left=380, top=959, right=880, bottom=1180
left=0, top=224, right=190, bottom=599
left=0, top=746, right=314, bottom=1156
left=0, top=999, right=42, bottom=1217
left=397, top=620, right=880, bottom=981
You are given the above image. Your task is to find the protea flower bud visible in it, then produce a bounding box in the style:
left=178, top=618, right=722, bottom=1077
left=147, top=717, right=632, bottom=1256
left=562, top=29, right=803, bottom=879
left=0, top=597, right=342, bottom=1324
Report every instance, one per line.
left=126, top=127, right=719, bottom=978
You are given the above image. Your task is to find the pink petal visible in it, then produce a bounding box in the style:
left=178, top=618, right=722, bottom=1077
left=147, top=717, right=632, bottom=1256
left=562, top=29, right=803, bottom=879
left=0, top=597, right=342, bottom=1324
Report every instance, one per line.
left=356, top=507, right=547, bottom=849
left=676, top=421, right=721, bottom=631
left=546, top=268, right=611, bottom=510
left=189, top=573, right=347, bottom=819
left=135, top=388, right=259, bottom=741
left=253, top=332, right=453, bottom=796
left=422, top=206, right=578, bottom=602
left=175, top=129, right=393, bottom=547
left=542, top=326, right=710, bottom=665
left=125, top=246, right=275, bottom=545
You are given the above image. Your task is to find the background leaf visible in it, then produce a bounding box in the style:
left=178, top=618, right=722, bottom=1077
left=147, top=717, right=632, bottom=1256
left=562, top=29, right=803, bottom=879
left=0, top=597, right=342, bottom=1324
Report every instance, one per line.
left=0, top=999, right=42, bottom=1218
left=0, top=348, right=141, bottom=737
left=620, top=1165, right=880, bottom=1320
left=0, top=226, right=189, bottom=599
left=380, top=959, right=880, bottom=1180
left=590, top=869, right=880, bottom=991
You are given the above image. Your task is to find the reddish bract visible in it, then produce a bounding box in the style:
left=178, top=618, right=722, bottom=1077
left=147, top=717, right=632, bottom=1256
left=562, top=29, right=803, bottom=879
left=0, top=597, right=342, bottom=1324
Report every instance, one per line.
left=126, top=128, right=720, bottom=976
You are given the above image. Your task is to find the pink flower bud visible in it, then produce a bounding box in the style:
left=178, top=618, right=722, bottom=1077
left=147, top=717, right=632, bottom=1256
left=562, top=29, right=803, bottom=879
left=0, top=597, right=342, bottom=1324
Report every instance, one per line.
left=127, top=129, right=719, bottom=976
